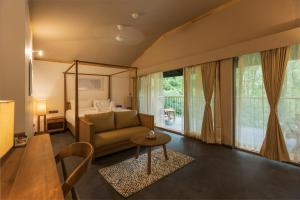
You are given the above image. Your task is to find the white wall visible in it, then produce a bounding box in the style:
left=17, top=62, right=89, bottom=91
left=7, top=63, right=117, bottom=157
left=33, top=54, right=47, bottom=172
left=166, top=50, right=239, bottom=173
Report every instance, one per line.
left=33, top=60, right=130, bottom=114
left=66, top=74, right=109, bottom=107
left=33, top=61, right=69, bottom=115
left=134, top=0, right=300, bottom=74
left=111, top=77, right=130, bottom=107
left=25, top=0, right=34, bottom=136
left=0, top=0, right=33, bottom=135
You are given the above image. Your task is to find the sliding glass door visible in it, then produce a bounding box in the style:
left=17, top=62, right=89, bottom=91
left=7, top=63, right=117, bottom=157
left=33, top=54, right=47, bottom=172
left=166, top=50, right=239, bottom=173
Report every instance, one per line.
left=235, top=53, right=269, bottom=152
left=138, top=73, right=164, bottom=127
left=138, top=70, right=184, bottom=133
left=235, top=44, right=300, bottom=163
left=161, top=70, right=184, bottom=132
left=279, top=44, right=300, bottom=163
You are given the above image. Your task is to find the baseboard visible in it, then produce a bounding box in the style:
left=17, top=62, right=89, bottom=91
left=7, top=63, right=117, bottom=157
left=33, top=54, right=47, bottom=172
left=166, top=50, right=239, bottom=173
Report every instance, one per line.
left=221, top=144, right=233, bottom=149
left=155, top=126, right=183, bottom=135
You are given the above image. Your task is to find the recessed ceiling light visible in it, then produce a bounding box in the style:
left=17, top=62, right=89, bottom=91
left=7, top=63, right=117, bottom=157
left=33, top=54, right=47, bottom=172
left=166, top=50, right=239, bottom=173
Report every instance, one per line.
left=131, top=12, right=139, bottom=19
left=115, top=25, right=125, bottom=42
left=117, top=24, right=123, bottom=31
left=115, top=35, right=124, bottom=42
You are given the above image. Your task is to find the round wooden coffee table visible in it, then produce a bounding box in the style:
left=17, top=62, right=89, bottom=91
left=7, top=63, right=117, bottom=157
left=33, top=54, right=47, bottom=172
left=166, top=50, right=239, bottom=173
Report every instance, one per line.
left=131, top=132, right=171, bottom=174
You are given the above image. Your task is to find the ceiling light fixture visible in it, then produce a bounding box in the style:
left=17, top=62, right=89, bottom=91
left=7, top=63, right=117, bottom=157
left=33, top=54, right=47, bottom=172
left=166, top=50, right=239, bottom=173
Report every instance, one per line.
left=117, top=24, right=123, bottom=31
left=115, top=35, right=124, bottom=42
left=115, top=24, right=124, bottom=42
left=131, top=12, right=139, bottom=19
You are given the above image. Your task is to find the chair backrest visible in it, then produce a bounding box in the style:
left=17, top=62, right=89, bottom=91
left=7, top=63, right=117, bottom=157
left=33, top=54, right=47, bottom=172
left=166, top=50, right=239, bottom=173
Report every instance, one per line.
left=55, top=142, right=94, bottom=197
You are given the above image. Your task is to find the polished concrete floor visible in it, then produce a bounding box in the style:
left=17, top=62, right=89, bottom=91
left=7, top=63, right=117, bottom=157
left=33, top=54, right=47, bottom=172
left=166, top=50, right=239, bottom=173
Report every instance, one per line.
left=51, top=131, right=300, bottom=199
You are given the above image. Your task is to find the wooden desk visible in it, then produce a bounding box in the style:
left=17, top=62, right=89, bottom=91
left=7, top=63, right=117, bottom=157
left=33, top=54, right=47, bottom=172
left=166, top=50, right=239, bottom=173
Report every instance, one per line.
left=8, top=134, right=64, bottom=200
left=0, top=147, right=25, bottom=199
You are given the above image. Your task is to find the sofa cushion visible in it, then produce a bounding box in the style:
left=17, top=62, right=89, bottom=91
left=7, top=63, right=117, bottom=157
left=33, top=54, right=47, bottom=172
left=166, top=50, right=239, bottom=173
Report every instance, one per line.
left=94, top=126, right=149, bottom=147
left=85, top=111, right=114, bottom=133
left=114, top=110, right=140, bottom=129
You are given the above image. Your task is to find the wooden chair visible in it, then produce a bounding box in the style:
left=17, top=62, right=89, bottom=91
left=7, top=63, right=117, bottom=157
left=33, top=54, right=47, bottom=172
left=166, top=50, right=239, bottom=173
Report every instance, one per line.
left=55, top=142, right=94, bottom=200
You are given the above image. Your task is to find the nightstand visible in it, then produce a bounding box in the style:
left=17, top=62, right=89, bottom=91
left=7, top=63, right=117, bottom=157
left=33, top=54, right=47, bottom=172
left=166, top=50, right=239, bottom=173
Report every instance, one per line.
left=46, top=116, right=65, bottom=133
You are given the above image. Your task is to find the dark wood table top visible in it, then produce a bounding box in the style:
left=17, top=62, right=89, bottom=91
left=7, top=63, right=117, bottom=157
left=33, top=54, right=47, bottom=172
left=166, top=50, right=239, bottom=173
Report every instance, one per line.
left=131, top=132, right=171, bottom=147
left=8, top=134, right=64, bottom=200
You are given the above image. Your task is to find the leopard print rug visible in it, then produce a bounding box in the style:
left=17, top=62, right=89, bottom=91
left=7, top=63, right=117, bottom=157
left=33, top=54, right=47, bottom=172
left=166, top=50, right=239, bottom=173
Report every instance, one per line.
left=98, top=148, right=194, bottom=198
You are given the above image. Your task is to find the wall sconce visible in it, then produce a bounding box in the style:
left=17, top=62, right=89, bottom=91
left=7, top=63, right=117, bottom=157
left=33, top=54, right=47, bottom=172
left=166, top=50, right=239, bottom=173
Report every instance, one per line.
left=32, top=50, right=43, bottom=56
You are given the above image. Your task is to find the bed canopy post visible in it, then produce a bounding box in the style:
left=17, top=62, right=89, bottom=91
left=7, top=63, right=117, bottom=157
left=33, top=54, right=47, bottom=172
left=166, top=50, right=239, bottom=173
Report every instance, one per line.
left=64, top=62, right=75, bottom=129
left=132, top=68, right=138, bottom=110
left=63, top=72, right=67, bottom=119
left=108, top=75, right=111, bottom=99
left=75, top=60, right=79, bottom=141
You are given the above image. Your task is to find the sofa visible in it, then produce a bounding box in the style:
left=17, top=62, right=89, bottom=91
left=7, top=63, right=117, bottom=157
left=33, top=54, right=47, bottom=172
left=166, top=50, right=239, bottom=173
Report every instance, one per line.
left=79, top=110, right=154, bottom=158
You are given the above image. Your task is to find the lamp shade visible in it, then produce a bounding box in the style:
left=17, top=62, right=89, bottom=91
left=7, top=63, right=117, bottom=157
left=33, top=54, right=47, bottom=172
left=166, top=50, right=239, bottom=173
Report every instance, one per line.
left=0, top=100, right=15, bottom=158
left=36, top=99, right=47, bottom=115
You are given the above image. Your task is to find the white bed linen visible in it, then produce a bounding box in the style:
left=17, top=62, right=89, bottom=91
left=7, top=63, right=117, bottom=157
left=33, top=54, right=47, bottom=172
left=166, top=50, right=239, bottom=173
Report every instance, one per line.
left=66, top=107, right=129, bottom=127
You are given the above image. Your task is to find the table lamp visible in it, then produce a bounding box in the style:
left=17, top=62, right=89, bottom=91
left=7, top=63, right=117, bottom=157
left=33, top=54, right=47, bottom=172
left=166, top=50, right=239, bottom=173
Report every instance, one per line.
left=0, top=100, right=15, bottom=158
left=36, top=99, right=47, bottom=134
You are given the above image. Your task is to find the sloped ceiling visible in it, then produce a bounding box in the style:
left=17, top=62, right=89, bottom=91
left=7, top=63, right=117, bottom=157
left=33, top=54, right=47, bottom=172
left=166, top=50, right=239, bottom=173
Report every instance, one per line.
left=29, top=0, right=228, bottom=66
left=133, top=0, right=300, bottom=70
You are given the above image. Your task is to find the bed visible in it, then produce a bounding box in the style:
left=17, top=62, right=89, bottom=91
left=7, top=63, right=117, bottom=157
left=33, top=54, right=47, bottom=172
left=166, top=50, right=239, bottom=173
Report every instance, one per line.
left=64, top=60, right=138, bottom=140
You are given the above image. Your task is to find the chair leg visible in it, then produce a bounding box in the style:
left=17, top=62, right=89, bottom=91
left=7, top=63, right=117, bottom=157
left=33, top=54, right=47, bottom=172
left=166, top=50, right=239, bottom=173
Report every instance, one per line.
left=136, top=145, right=140, bottom=159
left=163, top=144, right=168, bottom=160
left=61, top=160, right=68, bottom=180
left=71, top=187, right=79, bottom=200
left=91, top=155, right=96, bottom=164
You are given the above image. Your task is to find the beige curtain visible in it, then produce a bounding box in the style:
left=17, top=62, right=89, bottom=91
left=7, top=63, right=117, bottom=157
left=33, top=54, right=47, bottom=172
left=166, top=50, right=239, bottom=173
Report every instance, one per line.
left=132, top=77, right=137, bottom=110
left=259, top=47, right=290, bottom=161
left=200, top=61, right=219, bottom=143
left=184, top=66, right=205, bottom=139
left=214, top=64, right=222, bottom=144
left=138, top=76, right=150, bottom=114
left=137, top=73, right=164, bottom=126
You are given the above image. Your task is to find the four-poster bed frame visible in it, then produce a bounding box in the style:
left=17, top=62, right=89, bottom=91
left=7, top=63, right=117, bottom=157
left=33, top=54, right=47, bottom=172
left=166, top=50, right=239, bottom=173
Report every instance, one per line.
left=63, top=60, right=138, bottom=141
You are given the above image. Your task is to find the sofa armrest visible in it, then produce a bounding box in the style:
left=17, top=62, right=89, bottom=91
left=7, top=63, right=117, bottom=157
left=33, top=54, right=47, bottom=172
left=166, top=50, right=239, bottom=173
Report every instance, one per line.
left=138, top=113, right=154, bottom=130
left=79, top=117, right=95, bottom=146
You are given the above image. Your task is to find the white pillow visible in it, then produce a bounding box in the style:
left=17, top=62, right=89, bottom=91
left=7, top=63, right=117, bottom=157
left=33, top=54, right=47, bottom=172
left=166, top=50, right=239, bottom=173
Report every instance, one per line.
left=93, top=99, right=100, bottom=108
left=69, top=100, right=75, bottom=110
left=103, top=99, right=110, bottom=107
left=109, top=101, right=115, bottom=109
left=93, top=99, right=110, bottom=109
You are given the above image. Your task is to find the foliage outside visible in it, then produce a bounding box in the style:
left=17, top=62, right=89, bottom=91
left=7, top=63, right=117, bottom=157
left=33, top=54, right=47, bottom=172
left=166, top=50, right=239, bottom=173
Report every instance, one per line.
left=163, top=76, right=183, bottom=116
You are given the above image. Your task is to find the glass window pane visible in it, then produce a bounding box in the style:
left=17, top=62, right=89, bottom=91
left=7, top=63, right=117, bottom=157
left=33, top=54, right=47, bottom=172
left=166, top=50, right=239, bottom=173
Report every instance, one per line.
left=279, top=44, right=300, bottom=163
left=235, top=53, right=269, bottom=152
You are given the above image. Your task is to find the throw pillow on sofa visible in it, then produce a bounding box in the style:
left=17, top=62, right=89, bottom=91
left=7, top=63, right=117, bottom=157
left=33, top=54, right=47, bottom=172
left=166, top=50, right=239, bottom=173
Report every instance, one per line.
left=114, top=110, right=140, bottom=129
left=85, top=111, right=115, bottom=133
